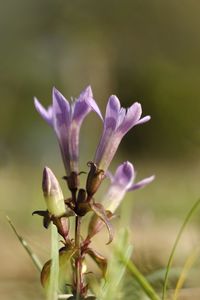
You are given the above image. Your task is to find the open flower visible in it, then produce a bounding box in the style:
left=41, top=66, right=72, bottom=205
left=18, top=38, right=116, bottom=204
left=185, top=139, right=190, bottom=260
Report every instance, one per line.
left=102, top=161, right=155, bottom=213
left=87, top=161, right=154, bottom=241
left=89, top=95, right=150, bottom=171
left=34, top=86, right=100, bottom=176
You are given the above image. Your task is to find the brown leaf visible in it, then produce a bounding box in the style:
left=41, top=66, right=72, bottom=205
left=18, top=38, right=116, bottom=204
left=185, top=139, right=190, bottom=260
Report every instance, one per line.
left=90, top=202, right=113, bottom=244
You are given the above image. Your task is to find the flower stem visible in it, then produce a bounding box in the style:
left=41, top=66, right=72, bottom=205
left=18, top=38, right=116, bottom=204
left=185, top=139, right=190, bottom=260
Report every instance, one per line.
left=75, top=216, right=82, bottom=300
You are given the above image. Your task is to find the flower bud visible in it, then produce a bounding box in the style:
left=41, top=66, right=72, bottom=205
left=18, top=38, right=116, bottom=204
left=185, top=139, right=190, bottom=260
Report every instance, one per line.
left=42, top=167, right=66, bottom=217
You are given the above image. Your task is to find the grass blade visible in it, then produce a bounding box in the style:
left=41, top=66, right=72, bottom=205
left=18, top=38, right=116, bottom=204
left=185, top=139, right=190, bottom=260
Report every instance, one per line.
left=119, top=252, right=160, bottom=300
left=6, top=215, right=42, bottom=272
left=162, top=198, right=200, bottom=300
left=98, top=228, right=133, bottom=300
left=173, top=246, right=199, bottom=300
left=47, top=223, right=59, bottom=300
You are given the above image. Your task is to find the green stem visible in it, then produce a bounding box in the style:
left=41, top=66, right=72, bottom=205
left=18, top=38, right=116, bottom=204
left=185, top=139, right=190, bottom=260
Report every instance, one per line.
left=162, top=198, right=200, bottom=300
left=75, top=216, right=82, bottom=300
left=48, top=223, right=59, bottom=300
left=119, top=252, right=160, bottom=300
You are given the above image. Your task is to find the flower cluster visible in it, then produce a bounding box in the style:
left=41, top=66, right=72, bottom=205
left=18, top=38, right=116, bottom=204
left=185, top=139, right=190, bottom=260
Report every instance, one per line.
left=33, top=86, right=154, bottom=299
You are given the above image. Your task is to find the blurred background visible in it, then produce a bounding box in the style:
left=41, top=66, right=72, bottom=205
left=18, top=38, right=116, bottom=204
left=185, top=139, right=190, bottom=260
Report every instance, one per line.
left=1, top=0, right=200, bottom=299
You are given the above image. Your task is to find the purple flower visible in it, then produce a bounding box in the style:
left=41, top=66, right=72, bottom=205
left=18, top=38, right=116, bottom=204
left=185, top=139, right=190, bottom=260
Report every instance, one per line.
left=89, top=95, right=150, bottom=171
left=34, top=86, right=100, bottom=176
left=102, top=161, right=155, bottom=213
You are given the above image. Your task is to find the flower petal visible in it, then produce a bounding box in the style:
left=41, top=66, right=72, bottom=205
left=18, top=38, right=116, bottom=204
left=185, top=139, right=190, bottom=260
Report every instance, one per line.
left=101, top=162, right=135, bottom=213
left=105, top=95, right=121, bottom=130
left=52, top=87, right=71, bottom=131
left=136, top=115, right=151, bottom=125
left=73, top=86, right=94, bottom=124
left=114, top=161, right=135, bottom=189
left=34, top=97, right=53, bottom=126
left=128, top=175, right=155, bottom=191
left=118, top=102, right=142, bottom=135
left=85, top=86, right=103, bottom=120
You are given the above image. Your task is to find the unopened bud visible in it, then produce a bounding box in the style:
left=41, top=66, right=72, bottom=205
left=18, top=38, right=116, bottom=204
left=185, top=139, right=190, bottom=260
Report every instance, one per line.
left=42, top=167, right=66, bottom=217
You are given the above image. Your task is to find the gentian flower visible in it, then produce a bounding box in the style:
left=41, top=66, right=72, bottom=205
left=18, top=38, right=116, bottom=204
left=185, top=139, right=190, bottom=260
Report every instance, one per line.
left=102, top=161, right=155, bottom=213
left=89, top=95, right=150, bottom=171
left=87, top=161, right=154, bottom=241
left=34, top=86, right=101, bottom=177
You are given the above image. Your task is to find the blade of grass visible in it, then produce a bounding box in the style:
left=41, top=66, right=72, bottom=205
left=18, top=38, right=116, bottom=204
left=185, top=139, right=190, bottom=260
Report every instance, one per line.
left=98, top=228, right=133, bottom=300
left=118, top=251, right=160, bottom=300
left=173, top=246, right=199, bottom=300
left=162, top=198, right=200, bottom=300
left=47, top=223, right=59, bottom=300
left=146, top=267, right=182, bottom=285
left=6, top=215, right=42, bottom=272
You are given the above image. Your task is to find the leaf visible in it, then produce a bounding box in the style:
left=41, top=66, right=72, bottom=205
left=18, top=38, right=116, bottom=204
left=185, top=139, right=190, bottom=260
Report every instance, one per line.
left=86, top=248, right=107, bottom=276
left=98, top=228, right=132, bottom=300
left=6, top=215, right=42, bottom=272
left=90, top=202, right=113, bottom=244
left=47, top=223, right=59, bottom=300
left=41, top=246, right=76, bottom=288
left=119, top=253, right=160, bottom=300
left=162, top=198, right=200, bottom=300
left=87, top=211, right=113, bottom=241
left=32, top=210, right=51, bottom=229
left=173, top=246, right=200, bottom=300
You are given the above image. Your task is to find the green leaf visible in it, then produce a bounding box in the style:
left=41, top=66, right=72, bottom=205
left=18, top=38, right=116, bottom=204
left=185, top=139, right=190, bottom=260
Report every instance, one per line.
left=173, top=246, right=199, bottom=300
left=98, top=229, right=133, bottom=300
left=6, top=215, right=42, bottom=272
left=162, top=198, right=200, bottom=300
left=41, top=247, right=76, bottom=290
left=47, top=223, right=59, bottom=300
left=119, top=254, right=160, bottom=300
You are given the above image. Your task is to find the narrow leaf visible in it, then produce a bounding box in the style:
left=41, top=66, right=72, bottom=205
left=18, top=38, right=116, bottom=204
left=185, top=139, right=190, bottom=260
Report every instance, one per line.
left=173, top=246, right=199, bottom=300
left=87, top=211, right=113, bottom=240
left=47, top=223, right=59, bottom=300
left=162, top=198, right=200, bottom=300
left=86, top=248, right=107, bottom=276
left=6, top=215, right=42, bottom=272
left=90, top=202, right=113, bottom=244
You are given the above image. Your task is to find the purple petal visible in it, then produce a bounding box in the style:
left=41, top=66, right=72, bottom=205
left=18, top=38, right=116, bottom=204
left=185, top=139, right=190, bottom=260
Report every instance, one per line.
left=136, top=115, right=151, bottom=125
left=79, top=85, right=93, bottom=99
left=73, top=100, right=90, bottom=124
left=85, top=86, right=103, bottom=120
left=52, top=87, right=71, bottom=130
left=114, top=161, right=135, bottom=188
left=34, top=97, right=53, bottom=126
left=128, top=175, right=155, bottom=191
left=117, top=108, right=126, bottom=126
left=73, top=86, right=94, bottom=124
left=105, top=95, right=121, bottom=130
left=118, top=102, right=142, bottom=135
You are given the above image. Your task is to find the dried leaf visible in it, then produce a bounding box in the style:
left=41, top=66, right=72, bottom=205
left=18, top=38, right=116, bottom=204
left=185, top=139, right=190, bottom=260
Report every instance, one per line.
left=90, top=202, right=113, bottom=244
left=86, top=248, right=107, bottom=276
